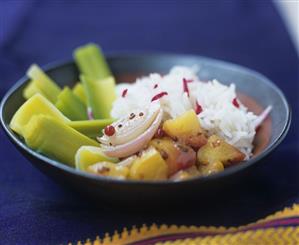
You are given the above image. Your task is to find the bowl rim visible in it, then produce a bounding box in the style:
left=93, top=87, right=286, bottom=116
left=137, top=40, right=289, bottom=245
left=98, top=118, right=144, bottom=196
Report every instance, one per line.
left=0, top=53, right=292, bottom=186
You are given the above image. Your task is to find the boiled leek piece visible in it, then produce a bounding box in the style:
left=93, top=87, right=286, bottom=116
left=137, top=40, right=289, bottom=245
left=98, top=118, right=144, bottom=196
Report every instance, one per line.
left=55, top=87, right=87, bottom=121
left=75, top=146, right=118, bottom=171
left=10, top=94, right=70, bottom=136
left=23, top=81, right=40, bottom=100
left=23, top=115, right=99, bottom=166
left=74, top=43, right=111, bottom=80
left=74, top=44, right=116, bottom=119
left=72, top=83, right=87, bottom=105
left=81, top=75, right=116, bottom=119
left=26, top=64, right=61, bottom=103
left=67, top=118, right=114, bottom=139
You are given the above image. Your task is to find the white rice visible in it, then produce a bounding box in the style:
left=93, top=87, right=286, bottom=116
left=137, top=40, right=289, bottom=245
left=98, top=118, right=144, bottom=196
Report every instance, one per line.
left=111, top=66, right=258, bottom=159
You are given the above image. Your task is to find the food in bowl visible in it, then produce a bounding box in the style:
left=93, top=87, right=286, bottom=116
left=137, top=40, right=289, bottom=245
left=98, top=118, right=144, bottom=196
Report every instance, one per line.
left=9, top=43, right=271, bottom=181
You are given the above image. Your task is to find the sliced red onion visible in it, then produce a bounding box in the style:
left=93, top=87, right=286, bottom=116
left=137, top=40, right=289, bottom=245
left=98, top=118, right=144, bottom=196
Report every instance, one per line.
left=254, top=105, right=272, bottom=129
left=101, top=109, right=163, bottom=158
left=99, top=104, right=160, bottom=146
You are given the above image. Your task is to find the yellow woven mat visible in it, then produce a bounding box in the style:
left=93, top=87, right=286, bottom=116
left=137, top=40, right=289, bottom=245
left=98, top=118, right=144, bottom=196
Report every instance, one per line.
left=73, top=204, right=299, bottom=245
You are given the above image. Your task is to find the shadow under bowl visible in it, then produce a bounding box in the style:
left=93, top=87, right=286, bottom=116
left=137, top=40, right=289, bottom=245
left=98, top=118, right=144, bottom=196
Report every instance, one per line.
left=0, top=54, right=291, bottom=204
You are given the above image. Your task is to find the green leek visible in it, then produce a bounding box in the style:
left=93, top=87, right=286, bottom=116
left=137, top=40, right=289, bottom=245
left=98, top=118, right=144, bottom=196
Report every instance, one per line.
left=10, top=94, right=70, bottom=136
left=72, top=83, right=87, bottom=105
left=75, top=146, right=118, bottom=171
left=23, top=115, right=99, bottom=166
left=55, top=87, right=88, bottom=121
left=26, top=64, right=61, bottom=103
left=81, top=75, right=116, bottom=119
left=67, top=118, right=114, bottom=139
left=74, top=43, right=111, bottom=80
left=23, top=81, right=40, bottom=100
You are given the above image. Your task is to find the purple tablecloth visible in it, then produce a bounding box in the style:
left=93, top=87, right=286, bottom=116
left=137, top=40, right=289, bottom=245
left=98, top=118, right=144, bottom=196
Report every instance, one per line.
left=0, top=1, right=298, bottom=244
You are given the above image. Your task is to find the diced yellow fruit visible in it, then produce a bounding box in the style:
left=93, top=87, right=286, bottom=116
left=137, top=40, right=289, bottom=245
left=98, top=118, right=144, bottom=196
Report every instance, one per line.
left=87, top=162, right=129, bottom=179
left=23, top=115, right=99, bottom=166
left=72, top=83, right=87, bottom=105
left=170, top=166, right=200, bottom=181
left=10, top=94, right=70, bottom=136
left=26, top=64, right=61, bottom=103
left=67, top=118, right=114, bottom=139
left=162, top=110, right=207, bottom=149
left=197, top=135, right=245, bottom=167
left=129, top=147, right=168, bottom=181
left=23, top=81, right=40, bottom=99
left=197, top=161, right=224, bottom=176
left=75, top=146, right=118, bottom=171
left=150, top=138, right=196, bottom=176
left=163, top=110, right=201, bottom=136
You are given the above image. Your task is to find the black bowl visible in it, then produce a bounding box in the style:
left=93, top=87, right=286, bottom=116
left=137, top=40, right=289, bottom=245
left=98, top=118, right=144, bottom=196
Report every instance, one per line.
left=0, top=54, right=291, bottom=204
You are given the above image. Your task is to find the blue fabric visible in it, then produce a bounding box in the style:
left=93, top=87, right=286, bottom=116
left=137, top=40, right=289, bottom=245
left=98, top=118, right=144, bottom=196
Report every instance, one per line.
left=0, top=1, right=298, bottom=244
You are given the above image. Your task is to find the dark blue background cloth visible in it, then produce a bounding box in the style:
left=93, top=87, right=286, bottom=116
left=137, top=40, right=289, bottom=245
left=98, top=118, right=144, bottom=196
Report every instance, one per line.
left=0, top=1, right=298, bottom=244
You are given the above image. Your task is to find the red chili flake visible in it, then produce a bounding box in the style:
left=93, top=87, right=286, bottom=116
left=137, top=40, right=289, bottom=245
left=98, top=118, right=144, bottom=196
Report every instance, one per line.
left=183, top=78, right=190, bottom=97
left=122, top=89, right=128, bottom=98
left=232, top=98, right=240, bottom=108
left=195, top=101, right=203, bottom=115
left=104, top=125, right=115, bottom=136
left=151, top=92, right=168, bottom=102
left=153, top=84, right=158, bottom=89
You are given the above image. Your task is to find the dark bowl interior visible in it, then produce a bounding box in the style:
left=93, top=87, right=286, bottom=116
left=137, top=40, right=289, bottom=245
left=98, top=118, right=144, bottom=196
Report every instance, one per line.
left=0, top=54, right=291, bottom=204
